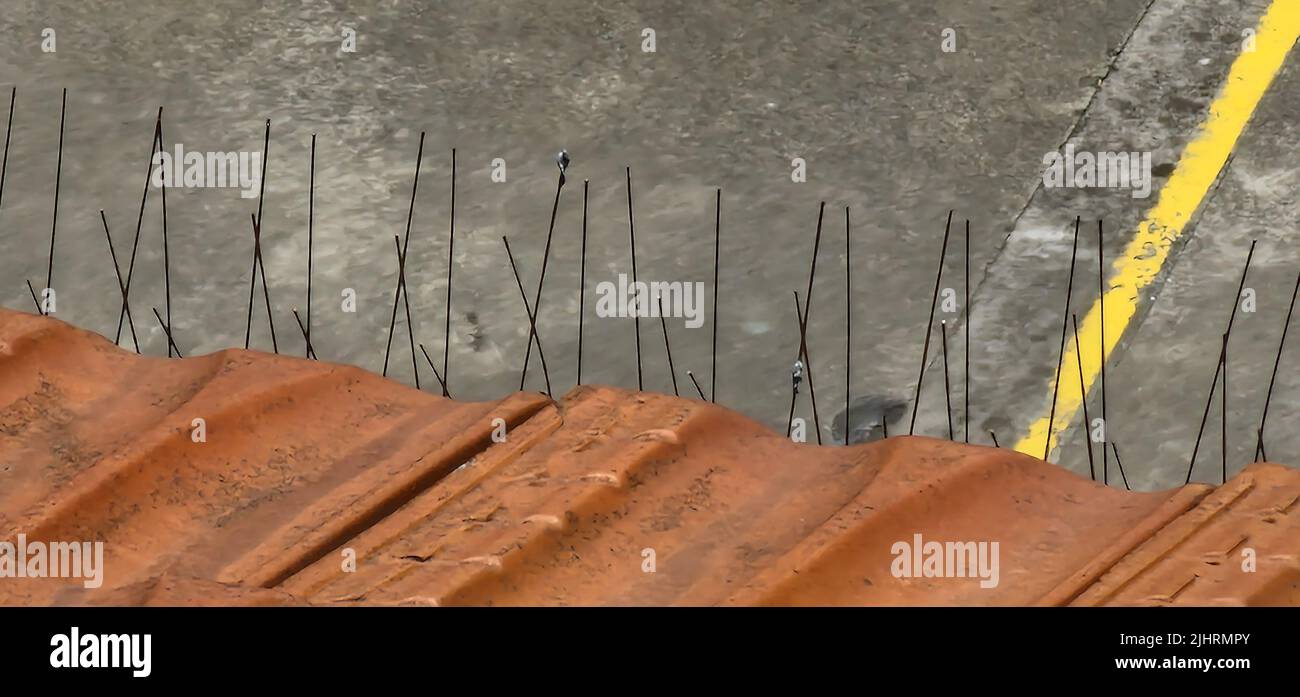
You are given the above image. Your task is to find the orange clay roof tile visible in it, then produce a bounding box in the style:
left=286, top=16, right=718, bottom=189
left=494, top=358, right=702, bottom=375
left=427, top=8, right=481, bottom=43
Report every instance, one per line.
left=1, top=308, right=1298, bottom=606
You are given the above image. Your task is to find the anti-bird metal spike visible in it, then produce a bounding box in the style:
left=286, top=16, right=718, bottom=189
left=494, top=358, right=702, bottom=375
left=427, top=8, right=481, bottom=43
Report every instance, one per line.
left=687, top=370, right=706, bottom=401
left=99, top=210, right=140, bottom=353
left=1186, top=240, right=1257, bottom=484
left=910, top=210, right=952, bottom=435
left=1044, top=216, right=1081, bottom=461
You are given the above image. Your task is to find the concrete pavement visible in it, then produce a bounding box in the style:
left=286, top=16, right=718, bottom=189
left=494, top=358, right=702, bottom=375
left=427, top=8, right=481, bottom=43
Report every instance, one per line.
left=0, top=0, right=1296, bottom=487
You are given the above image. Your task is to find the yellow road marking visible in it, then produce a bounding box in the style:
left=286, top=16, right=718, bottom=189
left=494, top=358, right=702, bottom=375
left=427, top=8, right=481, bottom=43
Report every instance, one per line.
left=1015, top=0, right=1300, bottom=458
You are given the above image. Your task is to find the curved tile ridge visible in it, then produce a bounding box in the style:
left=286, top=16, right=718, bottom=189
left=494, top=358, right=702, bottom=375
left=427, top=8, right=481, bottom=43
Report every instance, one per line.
left=4, top=310, right=1300, bottom=607
left=0, top=309, right=549, bottom=605
left=284, top=387, right=1276, bottom=607
left=1068, top=463, right=1300, bottom=606
left=289, top=391, right=952, bottom=605
left=55, top=573, right=306, bottom=607
left=718, top=437, right=1197, bottom=606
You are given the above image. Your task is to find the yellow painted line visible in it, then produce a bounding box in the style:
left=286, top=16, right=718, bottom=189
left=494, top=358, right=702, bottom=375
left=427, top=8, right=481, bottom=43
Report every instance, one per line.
left=1015, top=0, right=1300, bottom=458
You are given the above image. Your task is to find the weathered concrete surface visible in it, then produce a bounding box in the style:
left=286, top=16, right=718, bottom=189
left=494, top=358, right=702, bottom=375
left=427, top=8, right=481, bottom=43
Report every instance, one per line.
left=1, top=1, right=1295, bottom=490
left=910, top=0, right=1300, bottom=489
left=1088, top=55, right=1300, bottom=489
left=0, top=0, right=1153, bottom=436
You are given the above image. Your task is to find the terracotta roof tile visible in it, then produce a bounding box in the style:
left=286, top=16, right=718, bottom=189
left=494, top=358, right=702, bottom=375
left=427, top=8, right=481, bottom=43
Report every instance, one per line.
left=2, top=309, right=1298, bottom=606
